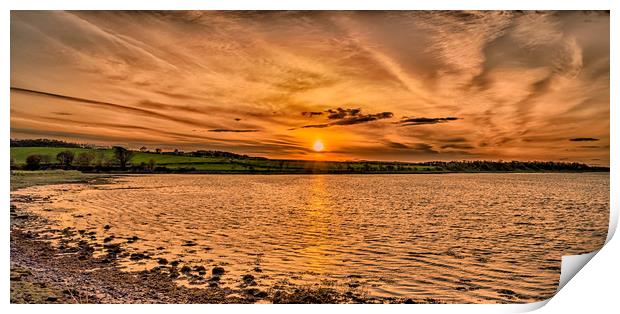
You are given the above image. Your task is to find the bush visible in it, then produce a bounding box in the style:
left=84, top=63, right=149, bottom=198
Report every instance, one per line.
left=25, top=154, right=42, bottom=170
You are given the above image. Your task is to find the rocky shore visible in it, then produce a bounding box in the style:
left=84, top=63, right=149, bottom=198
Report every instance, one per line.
left=10, top=174, right=423, bottom=304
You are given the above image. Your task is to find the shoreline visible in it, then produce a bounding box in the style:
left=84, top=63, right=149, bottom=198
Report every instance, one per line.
left=13, top=169, right=611, bottom=177
left=9, top=174, right=423, bottom=304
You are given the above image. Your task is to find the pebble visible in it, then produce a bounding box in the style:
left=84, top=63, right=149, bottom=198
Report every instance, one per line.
left=212, top=266, right=225, bottom=276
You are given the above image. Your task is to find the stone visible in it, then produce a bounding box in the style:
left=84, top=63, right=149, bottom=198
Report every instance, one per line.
left=212, top=266, right=225, bottom=276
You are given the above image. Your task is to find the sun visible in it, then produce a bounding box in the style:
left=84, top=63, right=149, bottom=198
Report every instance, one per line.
left=313, top=139, right=325, bottom=152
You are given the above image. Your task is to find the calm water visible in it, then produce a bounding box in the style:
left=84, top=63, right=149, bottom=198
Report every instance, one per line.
left=13, top=173, right=609, bottom=303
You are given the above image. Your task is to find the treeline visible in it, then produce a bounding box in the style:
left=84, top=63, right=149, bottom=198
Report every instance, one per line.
left=420, top=160, right=608, bottom=172
left=10, top=138, right=90, bottom=148
left=188, top=150, right=266, bottom=160
left=17, top=147, right=144, bottom=172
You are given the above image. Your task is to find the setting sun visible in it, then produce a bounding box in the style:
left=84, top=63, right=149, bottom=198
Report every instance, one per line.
left=313, top=140, right=325, bottom=152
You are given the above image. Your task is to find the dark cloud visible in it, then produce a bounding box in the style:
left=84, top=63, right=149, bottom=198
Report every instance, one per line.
left=294, top=108, right=393, bottom=129
left=569, top=137, right=599, bottom=142
left=207, top=129, right=260, bottom=133
left=399, top=116, right=461, bottom=126
left=326, top=108, right=361, bottom=120
left=301, top=111, right=323, bottom=117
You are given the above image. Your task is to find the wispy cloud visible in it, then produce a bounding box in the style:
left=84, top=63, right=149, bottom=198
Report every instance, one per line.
left=10, top=11, right=609, bottom=163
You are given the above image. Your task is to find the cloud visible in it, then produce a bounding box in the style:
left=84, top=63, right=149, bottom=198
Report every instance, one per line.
left=294, top=108, right=394, bottom=129
left=411, top=143, right=439, bottom=154
left=385, top=140, right=409, bottom=149
left=326, top=108, right=361, bottom=119
left=441, top=144, right=475, bottom=149
left=9, top=11, right=610, bottom=164
left=441, top=137, right=468, bottom=143
left=52, top=112, right=72, bottom=116
left=399, top=116, right=461, bottom=126
left=569, top=137, right=599, bottom=142
left=10, top=87, right=221, bottom=129
left=207, top=129, right=260, bottom=133
left=301, top=111, right=323, bottom=117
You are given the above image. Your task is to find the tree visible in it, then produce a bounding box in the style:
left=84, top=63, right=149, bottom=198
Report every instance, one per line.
left=155, top=148, right=162, bottom=154
left=148, top=158, right=156, bottom=171
left=56, top=150, right=75, bottom=167
left=76, top=152, right=95, bottom=167
left=139, top=146, right=147, bottom=152
left=113, top=146, right=133, bottom=169
left=25, top=154, right=42, bottom=170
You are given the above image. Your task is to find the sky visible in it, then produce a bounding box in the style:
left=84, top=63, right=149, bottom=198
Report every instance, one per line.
left=10, top=11, right=610, bottom=164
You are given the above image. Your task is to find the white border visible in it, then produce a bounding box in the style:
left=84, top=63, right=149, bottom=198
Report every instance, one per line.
left=2, top=1, right=617, bottom=313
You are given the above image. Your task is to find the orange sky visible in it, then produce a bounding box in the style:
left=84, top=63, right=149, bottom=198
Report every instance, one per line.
left=10, top=11, right=609, bottom=164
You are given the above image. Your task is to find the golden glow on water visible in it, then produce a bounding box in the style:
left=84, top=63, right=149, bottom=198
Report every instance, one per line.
left=11, top=173, right=609, bottom=303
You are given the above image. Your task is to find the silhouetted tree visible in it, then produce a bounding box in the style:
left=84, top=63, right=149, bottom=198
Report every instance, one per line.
left=25, top=154, right=42, bottom=170
left=155, top=148, right=162, bottom=154
left=113, top=146, right=133, bottom=169
left=56, top=150, right=75, bottom=167
left=139, top=146, right=147, bottom=152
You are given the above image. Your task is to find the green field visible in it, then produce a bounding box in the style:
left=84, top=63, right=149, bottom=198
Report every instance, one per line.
left=10, top=147, right=437, bottom=173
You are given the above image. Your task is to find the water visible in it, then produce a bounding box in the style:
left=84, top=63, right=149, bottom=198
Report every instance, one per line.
left=12, top=173, right=609, bottom=303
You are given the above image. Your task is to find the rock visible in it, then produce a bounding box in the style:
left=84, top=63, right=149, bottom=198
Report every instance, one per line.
left=348, top=282, right=361, bottom=288
left=194, top=265, right=206, bottom=272
left=170, top=260, right=180, bottom=267
left=169, top=269, right=180, bottom=279
left=157, top=258, right=168, bottom=265
left=498, top=289, right=516, bottom=296
left=182, top=241, right=197, bottom=247
left=208, top=275, right=221, bottom=282
left=129, top=253, right=150, bottom=261
left=212, top=266, right=225, bottom=276
left=242, top=274, right=255, bottom=284
left=404, top=298, right=416, bottom=304
left=103, top=225, right=111, bottom=230
left=245, top=288, right=267, bottom=298
left=46, top=296, right=58, bottom=302
left=103, top=236, right=114, bottom=243
left=180, top=266, right=192, bottom=274
left=253, top=266, right=263, bottom=272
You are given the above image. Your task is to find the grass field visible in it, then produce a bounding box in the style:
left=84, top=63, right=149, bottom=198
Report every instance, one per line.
left=10, top=147, right=437, bottom=173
